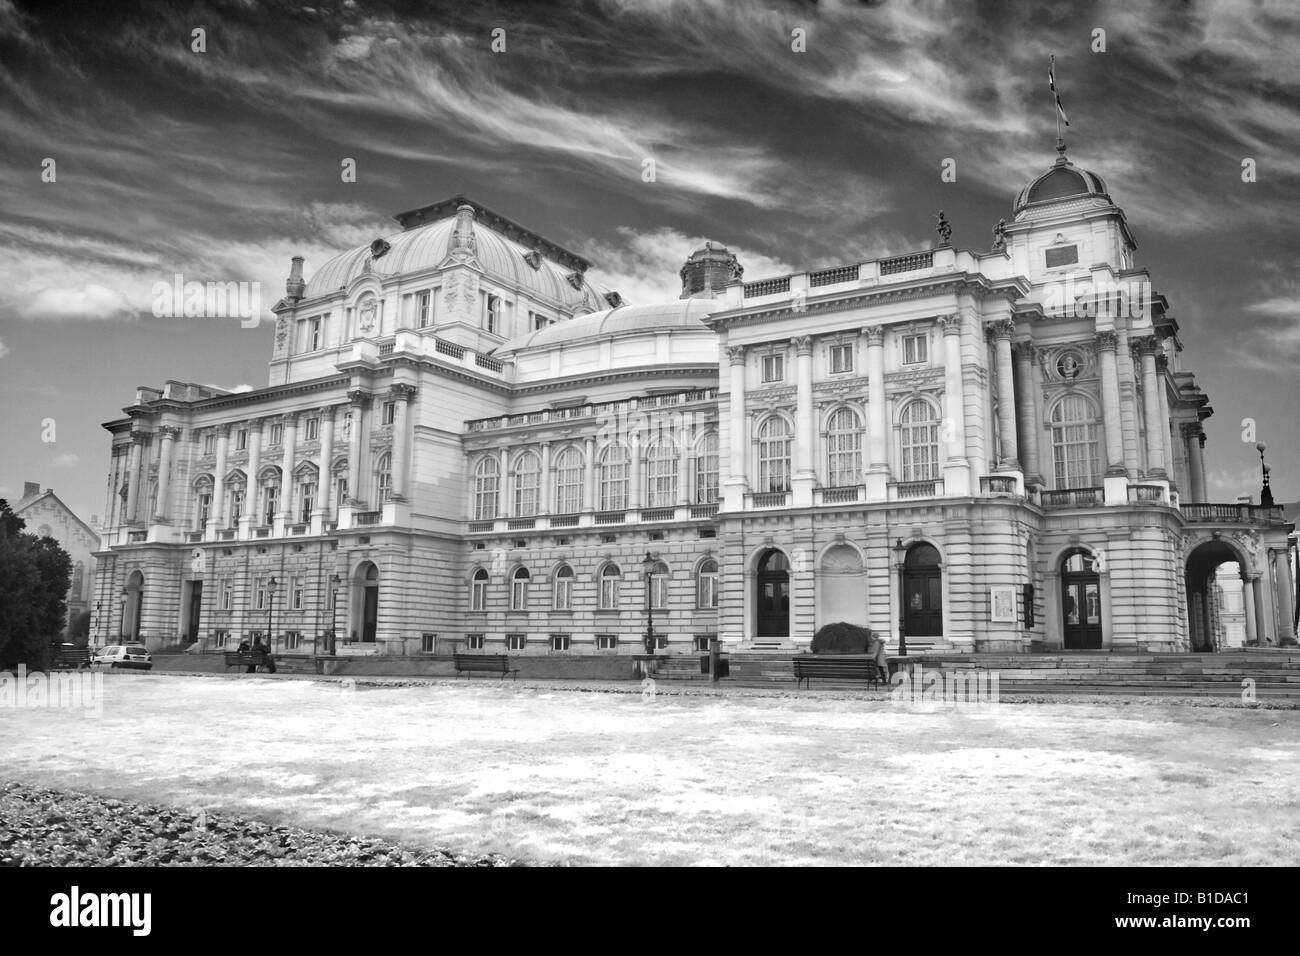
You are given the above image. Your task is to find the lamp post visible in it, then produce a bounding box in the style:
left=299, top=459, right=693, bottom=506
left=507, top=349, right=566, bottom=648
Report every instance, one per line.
left=641, top=551, right=657, bottom=656
left=266, top=576, right=277, bottom=648
left=328, top=573, right=341, bottom=655
left=893, top=538, right=908, bottom=659
left=1257, top=442, right=1274, bottom=509
left=95, top=602, right=102, bottom=649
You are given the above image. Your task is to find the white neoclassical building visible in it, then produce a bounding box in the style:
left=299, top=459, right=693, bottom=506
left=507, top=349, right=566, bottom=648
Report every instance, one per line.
left=92, top=155, right=1296, bottom=657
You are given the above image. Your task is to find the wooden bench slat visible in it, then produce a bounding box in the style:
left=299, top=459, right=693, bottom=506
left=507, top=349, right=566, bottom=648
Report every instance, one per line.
left=453, top=654, right=518, bottom=680
left=793, top=657, right=885, bottom=689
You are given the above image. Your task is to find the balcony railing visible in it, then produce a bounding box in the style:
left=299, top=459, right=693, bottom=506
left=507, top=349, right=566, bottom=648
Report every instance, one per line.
left=809, top=265, right=859, bottom=288
left=879, top=251, right=933, bottom=276
left=464, top=387, right=719, bottom=432
left=1181, top=503, right=1285, bottom=523
left=354, top=511, right=382, bottom=526
left=743, top=276, right=791, bottom=298
left=434, top=338, right=465, bottom=359
left=750, top=491, right=790, bottom=509
left=819, top=486, right=862, bottom=504
left=550, top=513, right=580, bottom=527
left=185, top=531, right=203, bottom=543
left=468, top=520, right=494, bottom=533
left=594, top=511, right=626, bottom=525
left=289, top=523, right=309, bottom=535
left=640, top=507, right=676, bottom=522
left=891, top=480, right=939, bottom=500
left=506, top=517, right=535, bottom=530
left=1127, top=484, right=1168, bottom=504
left=1041, top=487, right=1102, bottom=509
left=690, top=503, right=719, bottom=518
left=981, top=476, right=1019, bottom=496
left=219, top=529, right=237, bottom=540
left=127, top=530, right=147, bottom=543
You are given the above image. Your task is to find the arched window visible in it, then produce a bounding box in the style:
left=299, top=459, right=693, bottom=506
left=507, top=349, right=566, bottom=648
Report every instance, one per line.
left=473, top=457, right=500, bottom=520
left=694, top=431, right=719, bottom=504
left=598, top=445, right=630, bottom=511
left=646, top=441, right=678, bottom=507
left=553, top=564, right=574, bottom=610
left=260, top=466, right=282, bottom=525
left=599, top=563, right=621, bottom=609
left=899, top=401, right=940, bottom=482
left=513, top=451, right=541, bottom=517
left=470, top=568, right=489, bottom=611
left=757, top=417, right=792, bottom=492
left=1050, top=394, right=1100, bottom=488
left=226, top=472, right=246, bottom=528
left=295, top=464, right=318, bottom=524
left=194, top=476, right=213, bottom=530
left=375, top=453, right=392, bottom=502
left=510, top=567, right=530, bottom=610
left=553, top=448, right=584, bottom=514
left=696, top=558, right=719, bottom=609
left=826, top=407, right=862, bottom=487
left=647, top=560, right=669, bottom=609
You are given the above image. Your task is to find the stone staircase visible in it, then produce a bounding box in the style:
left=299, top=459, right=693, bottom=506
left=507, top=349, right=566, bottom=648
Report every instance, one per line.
left=719, top=650, right=1300, bottom=697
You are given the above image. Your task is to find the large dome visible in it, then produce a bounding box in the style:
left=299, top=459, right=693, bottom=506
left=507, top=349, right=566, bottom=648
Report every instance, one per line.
left=1013, top=156, right=1111, bottom=217
left=494, top=299, right=718, bottom=354
left=301, top=200, right=610, bottom=312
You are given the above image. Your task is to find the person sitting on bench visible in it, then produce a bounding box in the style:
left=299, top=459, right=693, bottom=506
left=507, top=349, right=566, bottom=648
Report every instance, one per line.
left=868, top=634, right=889, bottom=682
left=249, top=636, right=277, bottom=674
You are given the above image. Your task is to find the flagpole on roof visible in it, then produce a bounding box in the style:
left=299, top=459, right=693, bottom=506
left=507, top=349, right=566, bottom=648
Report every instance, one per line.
left=1049, top=54, right=1070, bottom=161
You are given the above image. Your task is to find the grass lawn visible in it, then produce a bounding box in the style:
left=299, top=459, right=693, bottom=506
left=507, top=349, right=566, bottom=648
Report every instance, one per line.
left=2, top=674, right=1298, bottom=865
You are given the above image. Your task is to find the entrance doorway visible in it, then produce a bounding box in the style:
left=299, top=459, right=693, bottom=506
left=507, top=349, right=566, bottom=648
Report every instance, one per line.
left=185, top=581, right=203, bottom=645
left=355, top=562, right=379, bottom=643
left=1185, top=541, right=1249, bottom=650
left=756, top=549, right=790, bottom=638
left=1060, top=549, right=1102, bottom=649
left=903, top=543, right=942, bottom=637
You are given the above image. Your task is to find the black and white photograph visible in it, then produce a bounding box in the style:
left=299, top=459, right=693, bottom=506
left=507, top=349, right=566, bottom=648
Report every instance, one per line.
left=0, top=0, right=1297, bottom=924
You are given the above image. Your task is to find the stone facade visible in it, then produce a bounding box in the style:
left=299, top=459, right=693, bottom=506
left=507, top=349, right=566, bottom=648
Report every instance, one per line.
left=92, top=167, right=1297, bottom=655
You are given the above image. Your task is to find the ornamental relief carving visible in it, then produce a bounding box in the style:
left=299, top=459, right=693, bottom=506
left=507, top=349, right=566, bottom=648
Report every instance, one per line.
left=884, top=367, right=944, bottom=389
left=813, top=375, right=869, bottom=396
left=1039, top=345, right=1098, bottom=384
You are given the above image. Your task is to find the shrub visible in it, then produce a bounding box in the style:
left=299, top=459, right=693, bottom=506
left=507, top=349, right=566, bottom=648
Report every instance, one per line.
left=810, top=621, right=873, bottom=654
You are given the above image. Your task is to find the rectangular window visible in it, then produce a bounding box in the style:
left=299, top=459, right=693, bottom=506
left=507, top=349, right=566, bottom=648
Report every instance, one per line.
left=229, top=488, right=243, bottom=526
left=300, top=316, right=322, bottom=352
left=596, top=634, right=618, bottom=651
left=203, top=434, right=216, bottom=455
left=830, top=344, right=853, bottom=374
left=553, top=573, right=573, bottom=611
left=212, top=630, right=229, bottom=648
left=421, top=632, right=437, bottom=653
left=284, top=630, right=301, bottom=650
left=486, top=294, right=501, bottom=334
left=532, top=312, right=550, bottom=331
left=697, top=570, right=718, bottom=609
left=761, top=353, right=784, bottom=383
left=471, top=575, right=487, bottom=611
left=263, top=485, right=278, bottom=525
left=336, top=477, right=349, bottom=508
left=299, top=482, right=315, bottom=524
left=220, top=578, right=233, bottom=610
left=304, top=417, right=319, bottom=441
left=693, top=634, right=716, bottom=652
left=600, top=573, right=620, bottom=610
left=236, top=429, right=248, bottom=451
left=382, top=402, right=395, bottom=426
left=650, top=574, right=668, bottom=610
left=903, top=333, right=928, bottom=365
left=270, top=423, right=283, bottom=445
left=291, top=576, right=304, bottom=611
left=511, top=575, right=529, bottom=611
left=506, top=633, right=526, bottom=651
left=417, top=291, right=432, bottom=328
left=254, top=580, right=268, bottom=611
left=550, top=634, right=570, bottom=652
left=466, top=633, right=485, bottom=650
left=310, top=316, right=322, bottom=351
left=197, top=493, right=212, bottom=529
left=1045, top=244, right=1079, bottom=269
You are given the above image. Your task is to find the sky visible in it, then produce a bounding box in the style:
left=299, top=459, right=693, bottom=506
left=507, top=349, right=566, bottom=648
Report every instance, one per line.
left=1, top=0, right=1297, bottom=522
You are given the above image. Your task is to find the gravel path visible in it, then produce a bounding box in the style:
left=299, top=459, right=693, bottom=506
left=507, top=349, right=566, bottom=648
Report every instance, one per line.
left=0, top=781, right=521, bottom=867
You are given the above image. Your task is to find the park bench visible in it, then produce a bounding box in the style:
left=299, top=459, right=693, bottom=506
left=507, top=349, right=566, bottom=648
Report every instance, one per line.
left=52, top=647, right=92, bottom=670
left=453, top=653, right=519, bottom=680
left=224, top=651, right=275, bottom=673
left=793, top=656, right=886, bottom=689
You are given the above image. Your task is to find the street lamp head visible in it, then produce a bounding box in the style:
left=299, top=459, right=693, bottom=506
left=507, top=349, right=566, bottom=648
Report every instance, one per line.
left=267, top=576, right=278, bottom=591
left=330, top=573, right=341, bottom=587
left=641, top=551, right=657, bottom=576
left=893, top=537, right=906, bottom=555
left=1256, top=442, right=1267, bottom=454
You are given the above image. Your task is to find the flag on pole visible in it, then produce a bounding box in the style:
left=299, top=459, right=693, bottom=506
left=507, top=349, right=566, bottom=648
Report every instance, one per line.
left=1049, top=55, right=1070, bottom=127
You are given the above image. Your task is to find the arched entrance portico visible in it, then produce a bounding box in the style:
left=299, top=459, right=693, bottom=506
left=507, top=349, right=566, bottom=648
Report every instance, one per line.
left=350, top=562, right=380, bottom=643
left=756, top=549, right=790, bottom=638
left=1186, top=540, right=1250, bottom=651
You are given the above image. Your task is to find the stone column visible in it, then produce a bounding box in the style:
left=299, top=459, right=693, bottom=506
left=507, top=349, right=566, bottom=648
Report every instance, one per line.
left=211, top=425, right=230, bottom=531
left=1271, top=549, right=1296, bottom=645
left=1156, top=353, right=1174, bottom=486
left=389, top=384, right=417, bottom=501
left=940, top=314, right=971, bottom=494
left=1013, top=341, right=1042, bottom=486
left=346, top=390, right=367, bottom=505
left=1134, top=337, right=1166, bottom=476
left=499, top=446, right=511, bottom=517
left=677, top=431, right=692, bottom=506
left=723, top=346, right=748, bottom=510
left=630, top=441, right=644, bottom=510
left=1242, top=570, right=1258, bottom=644
left=1095, top=331, right=1125, bottom=475
left=315, top=406, right=335, bottom=521
left=538, top=439, right=552, bottom=515
left=863, top=327, right=887, bottom=500
left=792, top=336, right=815, bottom=506
left=279, top=413, right=298, bottom=522
left=1252, top=574, right=1270, bottom=645
left=990, top=320, right=1019, bottom=469
left=154, top=426, right=179, bottom=520
left=1185, top=425, right=1206, bottom=502
left=125, top=432, right=143, bottom=523
left=583, top=436, right=596, bottom=513
left=245, top=420, right=262, bottom=528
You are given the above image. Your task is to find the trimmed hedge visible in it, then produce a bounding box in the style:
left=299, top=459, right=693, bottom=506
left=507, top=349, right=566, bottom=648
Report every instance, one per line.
left=810, top=621, right=873, bottom=654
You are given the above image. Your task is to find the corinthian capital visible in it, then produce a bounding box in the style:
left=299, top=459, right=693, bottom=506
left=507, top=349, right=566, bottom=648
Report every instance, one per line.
left=940, top=313, right=962, bottom=335
left=1093, top=330, right=1118, bottom=352
left=861, top=326, right=885, bottom=345
left=791, top=335, right=813, bottom=355
left=725, top=345, right=746, bottom=364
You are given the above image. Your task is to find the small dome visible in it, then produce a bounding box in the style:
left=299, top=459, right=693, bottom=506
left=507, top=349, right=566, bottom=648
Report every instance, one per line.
left=679, top=241, right=743, bottom=299
left=1013, top=156, right=1110, bottom=216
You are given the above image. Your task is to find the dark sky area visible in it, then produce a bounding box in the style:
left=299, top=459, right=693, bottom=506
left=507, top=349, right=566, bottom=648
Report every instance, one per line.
left=1, top=0, right=1297, bottom=521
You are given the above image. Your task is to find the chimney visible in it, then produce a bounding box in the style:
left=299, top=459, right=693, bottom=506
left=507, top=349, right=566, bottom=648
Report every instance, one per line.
left=285, top=256, right=306, bottom=300
left=23, top=481, right=40, bottom=498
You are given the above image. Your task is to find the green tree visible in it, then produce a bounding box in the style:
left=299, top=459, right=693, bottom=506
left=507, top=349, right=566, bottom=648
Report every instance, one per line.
left=0, top=500, right=72, bottom=670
